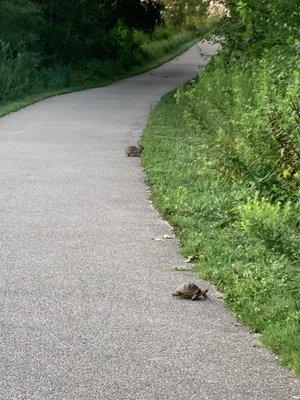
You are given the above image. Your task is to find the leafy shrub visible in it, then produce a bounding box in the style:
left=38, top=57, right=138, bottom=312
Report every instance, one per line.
left=0, top=0, right=169, bottom=105
left=151, top=25, right=173, bottom=41
left=45, top=65, right=72, bottom=88
left=178, top=42, right=300, bottom=202
left=224, top=0, right=300, bottom=54
left=0, top=0, right=43, bottom=51
left=238, top=196, right=300, bottom=262
left=0, top=41, right=40, bottom=102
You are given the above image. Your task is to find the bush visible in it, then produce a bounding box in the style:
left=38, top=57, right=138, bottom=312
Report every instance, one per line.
left=108, top=22, right=145, bottom=69
left=0, top=41, right=40, bottom=102
left=44, top=65, right=72, bottom=88
left=238, top=196, right=300, bottom=262
left=178, top=42, right=300, bottom=202
left=151, top=25, right=173, bottom=41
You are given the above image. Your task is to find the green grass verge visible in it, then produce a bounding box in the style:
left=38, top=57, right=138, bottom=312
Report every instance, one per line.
left=141, top=91, right=300, bottom=375
left=142, top=31, right=196, bottom=59
left=0, top=32, right=198, bottom=118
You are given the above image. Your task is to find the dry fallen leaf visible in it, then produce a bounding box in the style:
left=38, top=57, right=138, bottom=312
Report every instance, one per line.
left=162, top=234, right=175, bottom=239
left=233, top=322, right=242, bottom=327
left=152, top=233, right=175, bottom=241
left=184, top=255, right=197, bottom=263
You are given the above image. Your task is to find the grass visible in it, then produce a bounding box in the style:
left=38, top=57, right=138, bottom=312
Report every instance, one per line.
left=0, top=31, right=200, bottom=118
left=141, top=91, right=300, bottom=375
left=142, top=31, right=197, bottom=59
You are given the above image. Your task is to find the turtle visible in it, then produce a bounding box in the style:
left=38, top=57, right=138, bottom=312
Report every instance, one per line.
left=172, top=282, right=208, bottom=300
left=125, top=143, right=144, bottom=157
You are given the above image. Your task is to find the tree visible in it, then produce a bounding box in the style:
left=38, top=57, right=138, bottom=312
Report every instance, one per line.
left=29, top=0, right=162, bottom=62
left=161, top=0, right=206, bottom=27
left=0, top=0, right=43, bottom=52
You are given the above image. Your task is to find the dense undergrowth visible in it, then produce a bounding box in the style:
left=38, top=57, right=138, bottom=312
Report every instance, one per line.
left=0, top=0, right=210, bottom=115
left=142, top=1, right=300, bottom=374
left=0, top=29, right=200, bottom=117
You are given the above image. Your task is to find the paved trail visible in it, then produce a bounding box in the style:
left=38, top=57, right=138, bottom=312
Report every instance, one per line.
left=0, top=43, right=299, bottom=400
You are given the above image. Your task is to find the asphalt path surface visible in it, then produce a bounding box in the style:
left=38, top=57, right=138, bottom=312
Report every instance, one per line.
left=0, top=42, right=299, bottom=399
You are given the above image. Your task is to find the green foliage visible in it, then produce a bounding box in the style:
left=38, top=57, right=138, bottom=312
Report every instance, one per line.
left=142, top=92, right=300, bottom=374
left=238, top=196, right=300, bottom=263
left=142, top=31, right=196, bottom=60
left=178, top=43, right=300, bottom=202
left=108, top=22, right=145, bottom=69
left=34, top=0, right=160, bottom=63
left=0, top=0, right=200, bottom=107
left=220, top=0, right=300, bottom=55
left=0, top=0, right=43, bottom=51
left=142, top=0, right=300, bottom=375
left=0, top=41, right=40, bottom=102
left=169, top=0, right=299, bottom=372
left=117, top=0, right=162, bottom=32
left=0, top=29, right=199, bottom=113
left=45, top=65, right=72, bottom=88
left=161, top=0, right=206, bottom=29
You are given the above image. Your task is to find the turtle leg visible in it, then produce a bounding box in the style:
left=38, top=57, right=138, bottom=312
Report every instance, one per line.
left=191, top=293, right=199, bottom=301
left=202, top=289, right=208, bottom=299
left=172, top=291, right=181, bottom=297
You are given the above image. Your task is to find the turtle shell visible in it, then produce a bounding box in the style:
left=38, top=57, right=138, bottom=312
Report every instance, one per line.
left=176, top=282, right=200, bottom=296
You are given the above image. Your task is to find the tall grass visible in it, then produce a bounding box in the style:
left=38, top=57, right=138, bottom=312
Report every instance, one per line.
left=142, top=31, right=196, bottom=60
left=0, top=42, right=39, bottom=102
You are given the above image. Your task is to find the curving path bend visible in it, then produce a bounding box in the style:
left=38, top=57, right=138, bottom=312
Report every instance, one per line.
left=0, top=42, right=299, bottom=400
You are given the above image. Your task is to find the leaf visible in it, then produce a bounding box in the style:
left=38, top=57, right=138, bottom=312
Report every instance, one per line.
left=152, top=233, right=175, bottom=241
left=185, top=255, right=197, bottom=263
left=282, top=165, right=293, bottom=179
left=162, top=233, right=175, bottom=239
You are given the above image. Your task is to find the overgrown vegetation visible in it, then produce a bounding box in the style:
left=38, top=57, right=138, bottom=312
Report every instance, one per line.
left=0, top=0, right=209, bottom=113
left=142, top=0, right=300, bottom=374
